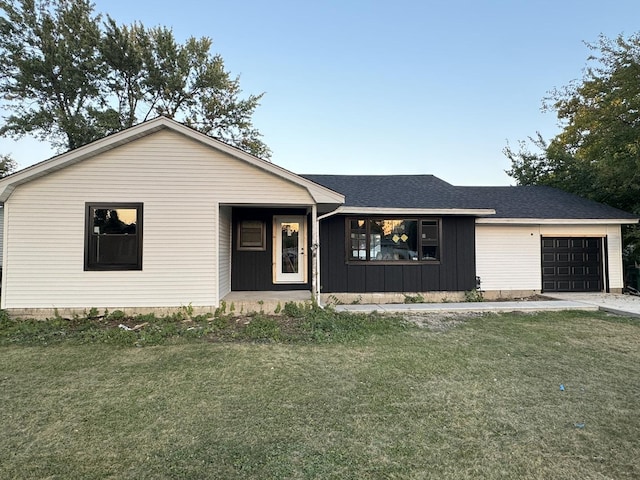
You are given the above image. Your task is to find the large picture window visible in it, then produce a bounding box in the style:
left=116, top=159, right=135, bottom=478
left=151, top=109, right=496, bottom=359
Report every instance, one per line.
left=85, top=203, right=143, bottom=270
left=347, top=217, right=440, bottom=262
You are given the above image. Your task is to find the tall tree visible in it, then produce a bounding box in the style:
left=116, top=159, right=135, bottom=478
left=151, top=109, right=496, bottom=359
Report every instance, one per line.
left=505, top=34, right=640, bottom=262
left=0, top=153, right=16, bottom=177
left=0, top=0, right=270, bottom=158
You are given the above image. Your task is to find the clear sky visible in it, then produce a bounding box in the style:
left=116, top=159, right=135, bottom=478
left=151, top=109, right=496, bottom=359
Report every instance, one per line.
left=1, top=0, right=639, bottom=185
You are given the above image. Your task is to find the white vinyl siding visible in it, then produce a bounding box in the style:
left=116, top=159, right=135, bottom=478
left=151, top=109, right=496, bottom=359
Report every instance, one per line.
left=218, top=205, right=232, bottom=300
left=476, top=224, right=625, bottom=292
left=476, top=225, right=541, bottom=291
left=0, top=206, right=4, bottom=268
left=1, top=129, right=313, bottom=309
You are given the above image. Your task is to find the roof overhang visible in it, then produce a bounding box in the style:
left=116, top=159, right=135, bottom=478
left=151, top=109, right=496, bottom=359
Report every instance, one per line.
left=319, top=206, right=496, bottom=218
left=0, top=117, right=345, bottom=206
left=476, top=217, right=640, bottom=225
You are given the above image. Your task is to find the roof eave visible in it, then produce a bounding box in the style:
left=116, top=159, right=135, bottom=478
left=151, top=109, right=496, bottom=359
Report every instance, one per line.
left=476, top=217, right=640, bottom=225
left=326, top=206, right=496, bottom=216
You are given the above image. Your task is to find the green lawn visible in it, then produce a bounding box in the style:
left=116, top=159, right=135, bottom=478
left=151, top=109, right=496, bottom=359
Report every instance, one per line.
left=1, top=310, right=639, bottom=479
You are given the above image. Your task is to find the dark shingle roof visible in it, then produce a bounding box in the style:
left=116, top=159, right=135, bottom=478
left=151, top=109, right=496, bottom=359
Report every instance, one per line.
left=301, top=174, right=638, bottom=220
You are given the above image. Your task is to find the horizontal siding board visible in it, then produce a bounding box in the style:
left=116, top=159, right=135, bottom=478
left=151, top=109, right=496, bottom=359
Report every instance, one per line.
left=3, top=129, right=313, bottom=308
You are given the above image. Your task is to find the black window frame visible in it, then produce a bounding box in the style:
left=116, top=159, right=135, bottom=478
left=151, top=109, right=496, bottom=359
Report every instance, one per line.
left=84, top=202, right=143, bottom=271
left=345, top=217, right=441, bottom=264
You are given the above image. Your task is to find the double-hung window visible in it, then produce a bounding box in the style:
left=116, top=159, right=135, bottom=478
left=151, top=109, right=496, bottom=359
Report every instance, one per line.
left=85, top=203, right=143, bottom=270
left=347, top=217, right=440, bottom=262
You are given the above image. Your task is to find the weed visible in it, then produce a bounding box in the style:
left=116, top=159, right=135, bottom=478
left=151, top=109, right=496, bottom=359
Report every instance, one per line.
left=274, top=302, right=282, bottom=314
left=107, top=310, right=126, bottom=321
left=283, top=301, right=304, bottom=318
left=350, top=295, right=363, bottom=305
left=403, top=293, right=425, bottom=304
left=182, top=303, right=195, bottom=318
left=85, top=307, right=100, bottom=319
left=464, top=289, right=484, bottom=302
left=243, top=315, right=281, bottom=341
left=214, top=301, right=227, bottom=318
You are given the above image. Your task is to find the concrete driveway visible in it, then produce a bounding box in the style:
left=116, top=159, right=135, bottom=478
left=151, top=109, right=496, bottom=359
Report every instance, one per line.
left=334, top=293, right=640, bottom=317
left=542, top=292, right=640, bottom=318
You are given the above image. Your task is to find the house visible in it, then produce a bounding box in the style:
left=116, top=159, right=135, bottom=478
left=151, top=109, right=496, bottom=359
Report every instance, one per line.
left=0, top=117, right=636, bottom=317
left=302, top=175, right=638, bottom=302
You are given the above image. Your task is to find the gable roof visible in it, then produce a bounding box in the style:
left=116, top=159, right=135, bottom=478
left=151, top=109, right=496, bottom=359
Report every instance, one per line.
left=302, top=174, right=638, bottom=223
left=0, top=117, right=344, bottom=206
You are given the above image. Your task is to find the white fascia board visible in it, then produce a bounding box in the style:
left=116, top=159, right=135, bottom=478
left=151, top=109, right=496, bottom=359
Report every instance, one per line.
left=322, top=206, right=496, bottom=217
left=0, top=116, right=345, bottom=205
left=476, top=217, right=640, bottom=225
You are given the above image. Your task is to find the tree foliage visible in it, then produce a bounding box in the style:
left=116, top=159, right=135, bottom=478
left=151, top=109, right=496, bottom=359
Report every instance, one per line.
left=0, top=153, right=16, bottom=177
left=505, top=34, right=640, bottom=263
left=0, top=0, right=270, bottom=158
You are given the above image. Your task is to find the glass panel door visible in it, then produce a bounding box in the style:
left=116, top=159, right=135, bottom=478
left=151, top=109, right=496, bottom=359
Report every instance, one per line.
left=274, top=216, right=306, bottom=283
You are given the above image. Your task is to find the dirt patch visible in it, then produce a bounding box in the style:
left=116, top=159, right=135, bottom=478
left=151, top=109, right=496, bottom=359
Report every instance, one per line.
left=489, top=294, right=555, bottom=302
left=403, top=312, right=481, bottom=332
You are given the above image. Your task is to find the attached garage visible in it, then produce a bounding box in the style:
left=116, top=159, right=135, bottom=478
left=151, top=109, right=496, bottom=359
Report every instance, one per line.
left=541, top=237, right=604, bottom=292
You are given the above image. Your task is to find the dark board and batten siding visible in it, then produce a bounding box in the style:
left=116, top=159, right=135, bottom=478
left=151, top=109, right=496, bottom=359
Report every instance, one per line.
left=319, top=216, right=477, bottom=293
left=231, top=207, right=311, bottom=291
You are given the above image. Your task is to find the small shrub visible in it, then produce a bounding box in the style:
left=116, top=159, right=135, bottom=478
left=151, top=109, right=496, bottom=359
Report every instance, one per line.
left=107, top=310, right=126, bottom=321
left=133, top=312, right=158, bottom=323
left=283, top=301, right=303, bottom=318
left=243, top=315, right=281, bottom=341
left=403, top=293, right=425, bottom=304
left=191, top=312, right=213, bottom=322
left=464, top=289, right=484, bottom=302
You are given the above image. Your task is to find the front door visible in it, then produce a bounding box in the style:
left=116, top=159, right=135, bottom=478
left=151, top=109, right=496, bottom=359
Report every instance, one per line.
left=274, top=216, right=307, bottom=283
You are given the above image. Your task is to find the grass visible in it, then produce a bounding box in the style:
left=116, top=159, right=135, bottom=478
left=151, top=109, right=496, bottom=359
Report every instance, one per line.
left=1, top=308, right=639, bottom=479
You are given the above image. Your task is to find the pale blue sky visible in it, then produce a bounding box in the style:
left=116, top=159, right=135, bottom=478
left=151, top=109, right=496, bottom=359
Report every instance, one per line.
left=1, top=0, right=639, bottom=185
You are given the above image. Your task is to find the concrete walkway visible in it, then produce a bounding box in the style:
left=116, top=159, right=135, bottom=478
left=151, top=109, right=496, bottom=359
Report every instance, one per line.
left=334, top=299, right=598, bottom=314
left=335, top=293, right=640, bottom=317
left=543, top=293, right=640, bottom=318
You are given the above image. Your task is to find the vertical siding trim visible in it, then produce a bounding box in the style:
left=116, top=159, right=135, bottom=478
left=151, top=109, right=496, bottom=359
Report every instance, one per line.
left=218, top=205, right=232, bottom=299
left=0, top=206, right=4, bottom=268
left=1, top=203, right=7, bottom=308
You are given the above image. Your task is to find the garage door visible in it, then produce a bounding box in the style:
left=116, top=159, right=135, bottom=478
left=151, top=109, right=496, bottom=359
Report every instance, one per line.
left=541, top=237, right=603, bottom=292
